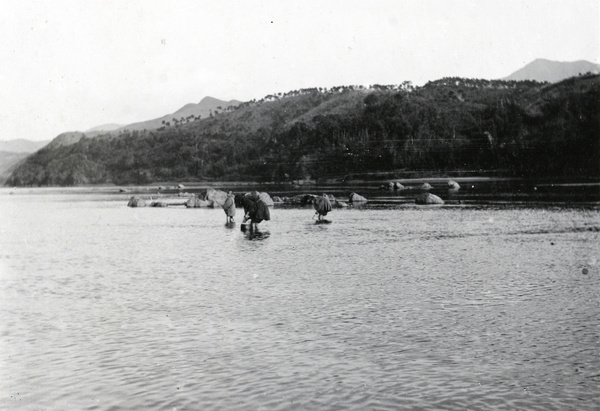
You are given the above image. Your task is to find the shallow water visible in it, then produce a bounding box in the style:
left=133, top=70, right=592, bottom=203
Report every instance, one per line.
left=0, top=189, right=599, bottom=410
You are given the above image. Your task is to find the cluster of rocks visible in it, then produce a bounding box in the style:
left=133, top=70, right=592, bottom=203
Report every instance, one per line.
left=127, top=188, right=274, bottom=208
left=379, top=179, right=460, bottom=192
left=274, top=193, right=343, bottom=208
left=185, top=189, right=275, bottom=208
left=128, top=185, right=450, bottom=208
left=378, top=179, right=463, bottom=205
left=185, top=190, right=369, bottom=209
left=127, top=190, right=371, bottom=208
left=126, top=196, right=186, bottom=208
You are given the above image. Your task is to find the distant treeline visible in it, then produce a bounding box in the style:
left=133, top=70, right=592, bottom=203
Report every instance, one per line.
left=7, top=74, right=600, bottom=186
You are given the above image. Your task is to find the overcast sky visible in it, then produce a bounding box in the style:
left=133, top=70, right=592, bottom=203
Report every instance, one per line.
left=1, top=0, right=598, bottom=142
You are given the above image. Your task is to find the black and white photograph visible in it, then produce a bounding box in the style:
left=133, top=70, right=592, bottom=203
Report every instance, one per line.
left=1, top=0, right=599, bottom=409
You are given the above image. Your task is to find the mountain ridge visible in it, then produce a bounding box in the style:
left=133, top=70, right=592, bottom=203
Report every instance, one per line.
left=503, top=58, right=600, bottom=82
left=0, top=139, right=50, bottom=153
left=86, top=123, right=123, bottom=132
left=6, top=73, right=599, bottom=186
left=115, top=96, right=241, bottom=132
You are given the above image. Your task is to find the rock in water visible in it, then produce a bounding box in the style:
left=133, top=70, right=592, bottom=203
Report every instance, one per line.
left=348, top=192, right=367, bottom=203
left=447, top=180, right=460, bottom=190
left=185, top=195, right=211, bottom=208
left=127, top=196, right=147, bottom=207
left=205, top=188, right=228, bottom=207
left=258, top=192, right=274, bottom=206
left=415, top=193, right=444, bottom=205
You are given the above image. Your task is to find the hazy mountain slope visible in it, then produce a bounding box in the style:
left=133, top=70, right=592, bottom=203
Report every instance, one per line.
left=0, top=139, right=50, bottom=184
left=45, top=132, right=87, bottom=149
left=184, top=88, right=371, bottom=137
left=115, top=96, right=241, bottom=132
left=0, top=151, right=30, bottom=184
left=503, top=59, right=600, bottom=82
left=86, top=123, right=122, bottom=132
left=85, top=123, right=123, bottom=137
left=0, top=139, right=50, bottom=153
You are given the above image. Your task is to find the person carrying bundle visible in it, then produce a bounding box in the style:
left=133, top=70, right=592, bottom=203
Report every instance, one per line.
left=242, top=191, right=270, bottom=231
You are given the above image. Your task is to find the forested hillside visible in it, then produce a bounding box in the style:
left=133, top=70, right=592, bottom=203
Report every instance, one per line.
left=6, top=74, right=599, bottom=186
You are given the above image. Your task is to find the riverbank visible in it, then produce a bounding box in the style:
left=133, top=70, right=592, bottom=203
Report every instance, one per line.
left=2, top=176, right=599, bottom=208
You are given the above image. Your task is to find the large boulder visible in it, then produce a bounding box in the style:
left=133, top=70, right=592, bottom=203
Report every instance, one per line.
left=185, top=195, right=211, bottom=208
left=348, top=192, right=367, bottom=203
left=206, top=188, right=228, bottom=207
left=447, top=180, right=460, bottom=190
left=238, top=191, right=275, bottom=207
left=380, top=182, right=395, bottom=191
left=127, top=196, right=148, bottom=207
left=415, top=193, right=445, bottom=205
left=258, top=192, right=274, bottom=207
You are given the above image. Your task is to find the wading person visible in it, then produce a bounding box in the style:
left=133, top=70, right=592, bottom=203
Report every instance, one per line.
left=313, top=193, right=332, bottom=221
left=242, top=191, right=270, bottom=232
left=222, top=191, right=236, bottom=224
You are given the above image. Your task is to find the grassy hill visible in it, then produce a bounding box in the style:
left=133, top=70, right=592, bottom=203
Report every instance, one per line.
left=6, top=75, right=599, bottom=186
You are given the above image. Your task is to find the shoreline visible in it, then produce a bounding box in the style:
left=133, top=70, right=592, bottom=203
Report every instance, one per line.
left=2, top=179, right=599, bottom=209
left=3, top=175, right=600, bottom=190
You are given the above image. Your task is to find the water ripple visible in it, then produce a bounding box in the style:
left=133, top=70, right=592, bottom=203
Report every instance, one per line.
left=0, top=196, right=599, bottom=410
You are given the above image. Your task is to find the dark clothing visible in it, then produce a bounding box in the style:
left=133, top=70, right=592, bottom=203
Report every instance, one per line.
left=242, top=194, right=270, bottom=223
left=314, top=196, right=332, bottom=216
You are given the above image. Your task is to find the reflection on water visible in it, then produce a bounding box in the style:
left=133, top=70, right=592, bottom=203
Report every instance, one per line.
left=0, top=189, right=599, bottom=410
left=243, top=229, right=271, bottom=241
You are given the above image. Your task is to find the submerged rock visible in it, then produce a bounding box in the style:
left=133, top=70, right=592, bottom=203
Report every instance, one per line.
left=282, top=194, right=313, bottom=205
left=150, top=201, right=168, bottom=207
left=415, top=193, right=444, bottom=205
left=380, top=181, right=405, bottom=191
left=348, top=192, right=368, bottom=203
